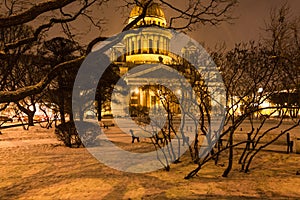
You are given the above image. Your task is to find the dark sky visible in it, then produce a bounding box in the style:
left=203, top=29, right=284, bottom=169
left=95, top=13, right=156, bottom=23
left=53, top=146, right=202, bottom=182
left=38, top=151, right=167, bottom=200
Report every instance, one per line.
left=97, top=0, right=300, bottom=49
left=192, top=0, right=300, bottom=48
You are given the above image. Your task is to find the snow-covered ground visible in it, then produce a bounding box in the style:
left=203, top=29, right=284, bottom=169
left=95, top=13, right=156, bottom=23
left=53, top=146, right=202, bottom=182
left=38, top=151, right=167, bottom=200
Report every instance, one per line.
left=0, top=124, right=299, bottom=199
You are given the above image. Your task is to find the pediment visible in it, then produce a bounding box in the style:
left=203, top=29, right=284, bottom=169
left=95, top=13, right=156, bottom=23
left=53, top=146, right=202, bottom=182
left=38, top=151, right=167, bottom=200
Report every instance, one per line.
left=125, top=64, right=179, bottom=79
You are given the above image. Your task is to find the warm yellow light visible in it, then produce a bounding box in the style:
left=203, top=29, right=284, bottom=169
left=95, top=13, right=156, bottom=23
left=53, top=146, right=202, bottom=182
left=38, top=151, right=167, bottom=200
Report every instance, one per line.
left=134, top=88, right=139, bottom=94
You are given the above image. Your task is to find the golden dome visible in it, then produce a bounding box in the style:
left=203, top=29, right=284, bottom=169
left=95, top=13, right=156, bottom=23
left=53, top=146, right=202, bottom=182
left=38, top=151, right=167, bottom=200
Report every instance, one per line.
left=130, top=3, right=165, bottom=19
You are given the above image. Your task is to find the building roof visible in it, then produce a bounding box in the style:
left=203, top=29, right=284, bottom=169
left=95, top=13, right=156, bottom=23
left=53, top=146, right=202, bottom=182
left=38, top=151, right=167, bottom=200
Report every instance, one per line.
left=129, top=2, right=165, bottom=20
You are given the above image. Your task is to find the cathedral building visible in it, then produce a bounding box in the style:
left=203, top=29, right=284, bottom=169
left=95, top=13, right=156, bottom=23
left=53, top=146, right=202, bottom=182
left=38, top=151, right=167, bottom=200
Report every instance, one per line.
left=105, top=1, right=222, bottom=118
left=111, top=2, right=177, bottom=69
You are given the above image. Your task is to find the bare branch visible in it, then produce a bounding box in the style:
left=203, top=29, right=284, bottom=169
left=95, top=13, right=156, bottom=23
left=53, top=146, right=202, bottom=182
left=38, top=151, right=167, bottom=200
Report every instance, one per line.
left=0, top=0, right=76, bottom=28
left=4, top=0, right=99, bottom=51
left=0, top=56, right=84, bottom=103
left=160, top=0, right=237, bottom=30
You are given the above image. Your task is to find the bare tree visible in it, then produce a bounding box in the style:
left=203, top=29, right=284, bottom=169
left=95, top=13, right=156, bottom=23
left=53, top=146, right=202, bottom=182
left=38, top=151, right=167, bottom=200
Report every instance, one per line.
left=0, top=0, right=237, bottom=104
left=121, top=0, right=237, bottom=31
left=41, top=37, right=82, bottom=124
left=185, top=5, right=300, bottom=179
left=0, top=0, right=107, bottom=103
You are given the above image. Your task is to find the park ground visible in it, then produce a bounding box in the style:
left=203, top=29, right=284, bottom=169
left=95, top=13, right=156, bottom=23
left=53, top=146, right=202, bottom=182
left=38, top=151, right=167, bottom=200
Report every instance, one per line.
left=0, top=122, right=300, bottom=200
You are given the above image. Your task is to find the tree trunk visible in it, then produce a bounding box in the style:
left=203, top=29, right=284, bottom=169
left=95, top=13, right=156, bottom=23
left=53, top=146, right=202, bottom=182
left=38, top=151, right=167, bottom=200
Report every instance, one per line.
left=59, top=106, right=65, bottom=124
left=222, top=129, right=234, bottom=177
left=16, top=102, right=35, bottom=126
left=27, top=112, right=35, bottom=126
left=97, top=101, right=102, bottom=121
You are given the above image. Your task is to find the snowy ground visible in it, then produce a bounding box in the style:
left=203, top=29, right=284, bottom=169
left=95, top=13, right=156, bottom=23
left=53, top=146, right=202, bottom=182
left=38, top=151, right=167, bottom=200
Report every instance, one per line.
left=0, top=122, right=300, bottom=199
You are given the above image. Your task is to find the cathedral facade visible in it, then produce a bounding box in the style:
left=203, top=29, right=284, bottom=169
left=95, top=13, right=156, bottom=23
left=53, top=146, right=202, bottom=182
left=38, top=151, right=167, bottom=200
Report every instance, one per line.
left=105, top=2, right=223, bottom=118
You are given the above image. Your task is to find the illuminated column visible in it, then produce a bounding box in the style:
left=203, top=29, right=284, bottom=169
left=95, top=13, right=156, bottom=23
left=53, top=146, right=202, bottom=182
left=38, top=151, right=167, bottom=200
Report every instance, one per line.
left=140, top=37, right=143, bottom=53
left=135, top=36, right=138, bottom=54
left=163, top=37, right=167, bottom=54
left=129, top=37, right=132, bottom=55
left=124, top=39, right=127, bottom=55
left=143, top=36, right=148, bottom=53
left=132, top=36, right=135, bottom=54
left=127, top=38, right=130, bottom=55
left=146, top=35, right=150, bottom=53
left=159, top=36, right=163, bottom=54
left=149, top=35, right=153, bottom=53
left=137, top=36, right=141, bottom=53
left=156, top=36, right=159, bottom=54
left=154, top=35, right=158, bottom=53
left=166, top=39, right=169, bottom=52
left=156, top=38, right=159, bottom=54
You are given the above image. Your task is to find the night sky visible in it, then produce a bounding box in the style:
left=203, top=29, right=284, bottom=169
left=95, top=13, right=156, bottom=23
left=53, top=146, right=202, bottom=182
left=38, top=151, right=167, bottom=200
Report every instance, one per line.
left=97, top=0, right=300, bottom=49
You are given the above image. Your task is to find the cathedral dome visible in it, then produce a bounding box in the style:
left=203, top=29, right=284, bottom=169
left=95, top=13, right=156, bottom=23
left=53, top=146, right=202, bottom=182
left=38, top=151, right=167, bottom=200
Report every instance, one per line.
left=129, top=3, right=165, bottom=20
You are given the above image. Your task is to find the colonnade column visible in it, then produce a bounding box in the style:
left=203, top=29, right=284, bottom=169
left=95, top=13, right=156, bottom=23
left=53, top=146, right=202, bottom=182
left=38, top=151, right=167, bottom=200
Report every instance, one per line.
left=129, top=37, right=132, bottom=55
left=160, top=36, right=164, bottom=55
